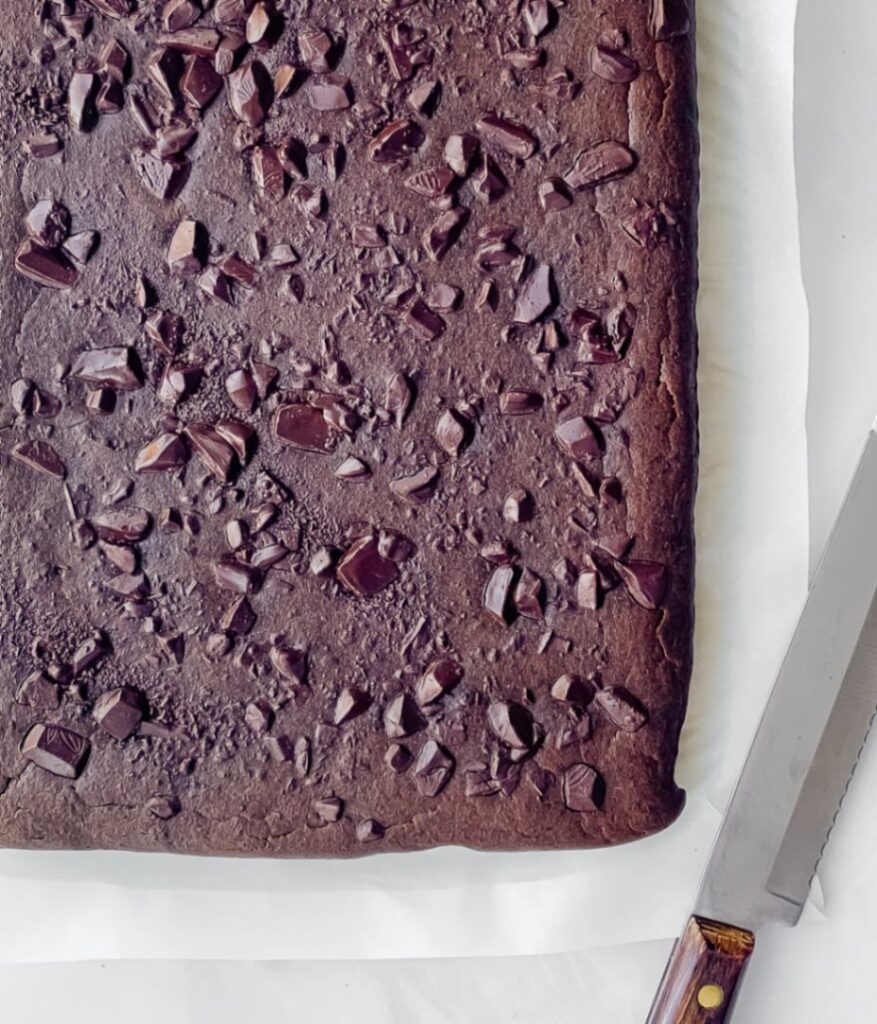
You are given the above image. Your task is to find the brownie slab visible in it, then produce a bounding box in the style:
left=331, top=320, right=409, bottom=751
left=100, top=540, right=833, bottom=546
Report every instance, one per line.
left=0, top=0, right=698, bottom=854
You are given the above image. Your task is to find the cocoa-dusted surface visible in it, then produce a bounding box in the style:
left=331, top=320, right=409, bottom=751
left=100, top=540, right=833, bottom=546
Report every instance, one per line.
left=0, top=0, right=698, bottom=855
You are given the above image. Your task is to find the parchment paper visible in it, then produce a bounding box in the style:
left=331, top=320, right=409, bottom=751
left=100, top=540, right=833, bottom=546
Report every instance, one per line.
left=0, top=0, right=812, bottom=990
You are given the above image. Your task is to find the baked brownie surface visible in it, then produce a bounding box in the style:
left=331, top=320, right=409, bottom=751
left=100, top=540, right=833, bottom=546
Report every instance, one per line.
left=0, top=0, right=698, bottom=855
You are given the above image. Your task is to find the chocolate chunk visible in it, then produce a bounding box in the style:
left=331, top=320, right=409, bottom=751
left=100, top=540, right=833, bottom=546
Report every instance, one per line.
left=16, top=671, right=60, bottom=710
left=356, top=819, right=385, bottom=843
left=416, top=657, right=463, bottom=705
left=551, top=674, right=594, bottom=705
left=312, top=796, right=343, bottom=824
left=214, top=559, right=261, bottom=594
left=335, top=457, right=370, bottom=481
left=184, top=424, right=238, bottom=481
left=220, top=595, right=256, bottom=634
left=215, top=420, right=255, bottom=463
left=576, top=570, right=600, bottom=610
left=25, top=200, right=70, bottom=247
left=23, top=132, right=63, bottom=158
left=403, top=298, right=445, bottom=339
left=246, top=1, right=275, bottom=46
left=93, top=686, right=145, bottom=740
left=435, top=408, right=470, bottom=457
left=14, top=240, right=78, bottom=289
left=487, top=701, right=536, bottom=750
left=180, top=55, right=222, bottom=107
left=10, top=378, right=34, bottom=415
left=523, top=0, right=554, bottom=37
left=167, top=219, right=206, bottom=273
left=163, top=0, right=199, bottom=32
left=135, top=431, right=189, bottom=472
left=513, top=568, right=543, bottom=620
left=251, top=144, right=287, bottom=200
left=538, top=177, right=573, bottom=212
left=476, top=114, right=537, bottom=159
left=390, top=465, right=439, bottom=505
left=385, top=371, right=414, bottom=427
left=483, top=565, right=515, bottom=625
left=96, top=77, right=125, bottom=115
left=562, top=763, right=603, bottom=811
left=422, top=207, right=469, bottom=261
left=100, top=39, right=130, bottom=81
left=93, top=507, right=151, bottom=543
left=68, top=70, right=98, bottom=132
left=513, top=264, right=555, bottom=324
left=245, top=699, right=274, bottom=734
left=564, top=141, right=637, bottom=191
left=228, top=60, right=272, bottom=126
left=308, top=75, right=352, bottom=111
left=198, top=267, right=234, bottom=304
left=21, top=723, right=90, bottom=779
left=160, top=28, right=221, bottom=56
left=591, top=43, right=640, bottom=84
left=384, top=693, right=425, bottom=739
left=73, top=347, right=142, bottom=391
left=299, top=24, right=336, bottom=72
left=146, top=796, right=180, bottom=819
left=499, top=389, right=543, bottom=416
left=225, top=369, right=258, bottom=412
left=472, top=154, right=508, bottom=204
left=650, top=0, right=690, bottom=40
left=412, top=740, right=454, bottom=797
left=219, top=252, right=258, bottom=287
left=503, top=488, right=534, bottom=524
left=273, top=402, right=336, bottom=453
left=595, top=686, right=648, bottom=732
left=84, top=0, right=131, bottom=18
left=615, top=559, right=668, bottom=609
left=352, top=224, right=386, bottom=248
left=334, top=686, right=372, bottom=725
left=63, top=231, right=99, bottom=265
left=11, top=440, right=66, bottom=480
left=385, top=743, right=412, bottom=772
left=337, top=535, right=400, bottom=597
left=407, top=79, right=440, bottom=115
left=444, top=133, right=479, bottom=176
left=144, top=312, right=184, bottom=357
left=554, top=416, right=603, bottom=458
left=145, top=47, right=183, bottom=99
left=132, top=149, right=191, bottom=201
left=269, top=643, right=307, bottom=682
left=367, top=119, right=425, bottom=164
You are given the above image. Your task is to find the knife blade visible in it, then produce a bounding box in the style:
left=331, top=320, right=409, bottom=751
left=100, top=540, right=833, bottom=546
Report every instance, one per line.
left=646, top=424, right=877, bottom=1023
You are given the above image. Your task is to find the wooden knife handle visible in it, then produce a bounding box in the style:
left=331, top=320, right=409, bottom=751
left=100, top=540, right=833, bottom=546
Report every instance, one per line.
left=646, top=916, right=755, bottom=1023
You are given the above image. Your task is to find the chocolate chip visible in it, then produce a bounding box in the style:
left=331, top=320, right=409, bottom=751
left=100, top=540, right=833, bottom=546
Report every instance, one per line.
left=562, top=763, right=603, bottom=811
left=476, top=113, right=538, bottom=159
left=551, top=674, right=594, bottom=705
left=337, top=535, right=400, bottom=597
left=214, top=558, right=261, bottom=594
left=356, top=819, right=385, bottom=842
left=184, top=423, right=238, bottom=481
left=93, top=685, right=146, bottom=740
left=215, top=419, right=255, bottom=462
left=615, top=559, right=668, bottom=609
left=483, top=565, right=516, bottom=625
left=21, top=723, right=90, bottom=778
left=385, top=743, right=412, bottom=772
left=403, top=298, right=445, bottom=339
left=513, top=263, right=555, bottom=324
left=415, top=657, right=463, bottom=705
left=591, top=43, right=640, bottom=84
left=367, top=118, right=425, bottom=164
left=422, top=206, right=469, bottom=261
left=334, top=686, right=372, bottom=725
left=228, top=60, right=273, bottom=126
left=564, top=141, right=637, bottom=191
left=487, top=701, right=535, bottom=750
left=472, top=154, right=508, bottom=204
left=308, top=74, right=352, bottom=111
left=73, top=347, right=143, bottom=390
left=413, top=740, right=454, bottom=797
left=390, top=465, right=439, bottom=505
left=135, top=431, right=189, bottom=472
left=219, top=252, right=258, bottom=287
left=93, top=507, right=150, bottom=543
left=273, top=402, right=337, bottom=453
left=650, top=0, right=690, bottom=40
left=554, top=416, right=602, bottom=458
left=180, top=54, right=222, bottom=107
left=167, top=218, right=206, bottom=273
left=384, top=693, right=425, bottom=739
left=11, top=439, right=66, bottom=479
left=220, top=595, right=256, bottom=634
left=14, top=240, right=78, bottom=289
left=513, top=568, right=543, bottom=620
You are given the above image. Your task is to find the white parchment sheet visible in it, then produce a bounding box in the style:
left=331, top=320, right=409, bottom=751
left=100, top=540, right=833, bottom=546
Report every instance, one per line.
left=1, top=0, right=846, bottom=1018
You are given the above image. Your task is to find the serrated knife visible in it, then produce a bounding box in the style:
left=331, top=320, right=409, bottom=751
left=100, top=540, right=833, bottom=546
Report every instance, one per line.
left=646, top=423, right=877, bottom=1023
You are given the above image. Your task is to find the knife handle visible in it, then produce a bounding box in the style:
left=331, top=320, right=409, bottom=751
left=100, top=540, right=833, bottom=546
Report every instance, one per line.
left=646, top=916, right=755, bottom=1023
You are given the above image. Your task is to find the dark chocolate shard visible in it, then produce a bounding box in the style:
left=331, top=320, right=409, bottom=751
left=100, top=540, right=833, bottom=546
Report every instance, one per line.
left=499, top=389, right=543, bottom=415
left=444, top=132, right=479, bottom=176
left=215, top=419, right=255, bottom=463
left=385, top=371, right=414, bottom=427
left=513, top=568, right=543, bottom=620
left=415, top=657, right=463, bottom=705
left=220, top=595, right=256, bottom=634
left=214, top=558, right=262, bottom=594
left=14, top=240, right=78, bottom=289
left=21, top=723, right=90, bottom=778
left=11, top=439, right=66, bottom=479
left=93, top=686, right=146, bottom=740
left=25, top=199, right=70, bottom=247
left=337, top=536, right=400, bottom=597
left=554, top=416, right=603, bottom=458
left=93, top=507, right=151, bottom=542
left=576, top=570, right=600, bottom=610
left=180, top=54, right=223, bottom=107
left=73, top=347, right=143, bottom=390
left=562, top=763, right=603, bottom=811
left=228, top=60, right=273, bottom=126
left=299, top=24, right=336, bottom=72
left=72, top=633, right=111, bottom=675
left=252, top=144, right=287, bottom=199
left=551, top=674, right=594, bottom=705
left=403, top=298, right=445, bottom=339
left=413, top=740, right=454, bottom=797
left=385, top=743, right=412, bottom=772
left=434, top=408, right=470, bottom=458
left=273, top=402, right=336, bottom=453
left=63, top=231, right=99, bottom=265
left=313, top=796, right=343, bottom=823
left=422, top=207, right=469, bottom=262
left=594, top=686, right=648, bottom=732
left=487, top=700, right=536, bottom=750
left=269, top=643, right=307, bottom=682
left=513, top=263, right=555, bottom=323
left=563, top=141, right=637, bottom=191
left=68, top=70, right=98, bottom=132
left=225, top=368, right=258, bottom=412
left=197, top=267, right=234, bottom=304
left=483, top=565, right=516, bottom=625
left=167, top=219, right=207, bottom=273
left=384, top=693, right=425, bottom=739
left=523, top=0, right=554, bottom=38
left=472, top=154, right=508, bottom=204
left=356, top=819, right=385, bottom=842
left=615, top=559, right=668, bottom=609
left=476, top=113, right=538, bottom=159
left=245, top=699, right=274, bottom=734
left=390, top=465, right=439, bottom=505
left=83, top=0, right=131, bottom=18
left=184, top=423, right=239, bottom=481
left=135, top=431, right=189, bottom=472
left=334, top=686, right=372, bottom=725
left=308, top=74, right=352, bottom=111
left=132, top=149, right=191, bottom=201
left=145, top=47, right=183, bottom=99
left=367, top=118, right=425, bottom=164
left=15, top=671, right=60, bottom=710
left=538, top=177, right=573, bottom=212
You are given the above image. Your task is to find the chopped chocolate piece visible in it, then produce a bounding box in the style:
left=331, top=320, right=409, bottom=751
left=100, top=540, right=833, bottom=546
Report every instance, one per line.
left=407, top=79, right=440, bottom=115
left=245, top=699, right=274, bottom=734
left=434, top=408, right=470, bottom=458
left=499, top=389, right=542, bottom=416
left=385, top=743, right=412, bottom=772
left=25, top=200, right=70, bottom=247
left=132, top=149, right=191, bottom=201
left=538, top=177, right=573, bottom=212
left=313, top=796, right=343, bottom=823
left=135, top=431, right=189, bottom=472
left=68, top=70, right=98, bottom=132
left=184, top=423, right=238, bottom=481
left=335, top=456, right=370, bottom=480
left=352, top=224, right=386, bottom=248
left=390, top=465, right=439, bottom=505
left=274, top=63, right=302, bottom=97
left=615, top=559, right=668, bottom=610
left=551, top=674, right=594, bottom=705
left=215, top=419, right=255, bottom=462
left=385, top=371, right=414, bottom=427
left=198, top=266, right=234, bottom=304
left=422, top=206, right=469, bottom=261
left=308, top=75, right=352, bottom=111
left=562, top=763, right=603, bottom=811
left=523, top=0, right=554, bottom=37
left=96, top=76, right=125, bottom=115
left=356, top=819, right=385, bottom=843
left=591, top=43, right=640, bottom=84
left=214, top=558, right=261, bottom=594
left=333, top=687, right=372, bottom=725
left=413, top=740, right=454, bottom=797
left=246, top=1, right=275, bottom=46
left=228, top=60, right=272, bottom=126
left=14, top=240, right=78, bottom=289
left=167, top=219, right=206, bottom=273
left=21, top=723, right=90, bottom=779
left=225, top=368, right=258, bottom=411
left=513, top=568, right=543, bottom=620
left=554, top=416, right=603, bottom=458
left=337, top=535, right=400, bottom=597
left=503, top=488, right=534, bottom=524
left=416, top=658, right=463, bottom=705
left=472, top=154, right=508, bottom=204
left=595, top=686, right=648, bottom=732
left=367, top=119, right=425, bottom=164
left=269, top=643, right=307, bottom=683
left=444, top=132, right=479, bottom=176
left=73, top=347, right=142, bottom=391
left=23, top=132, right=63, bottom=158
left=160, top=28, right=222, bottom=55
left=483, top=565, right=515, bottom=625
left=273, top=402, right=336, bottom=453
left=10, top=378, right=34, bottom=415
left=219, top=252, right=258, bottom=287
left=299, top=24, right=335, bottom=72
left=487, top=701, right=536, bottom=750
left=180, top=55, right=222, bottom=107
left=93, top=507, right=150, bottom=543
left=403, top=298, right=445, bottom=339
left=384, top=693, right=425, bottom=739
left=11, top=440, right=66, bottom=480
left=63, top=231, right=99, bottom=265
left=86, top=388, right=116, bottom=415
left=576, top=571, right=600, bottom=610
left=16, top=671, right=59, bottom=710
left=564, top=141, right=637, bottom=191
left=265, top=735, right=295, bottom=762
left=93, top=686, right=145, bottom=740
left=83, top=0, right=131, bottom=18
left=220, top=595, right=256, bottom=634
left=145, top=47, right=183, bottom=99
left=476, top=114, right=538, bottom=160
left=513, top=263, right=555, bottom=324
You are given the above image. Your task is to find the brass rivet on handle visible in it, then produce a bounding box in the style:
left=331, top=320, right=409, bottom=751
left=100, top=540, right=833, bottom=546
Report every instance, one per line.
left=697, top=984, right=725, bottom=1010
